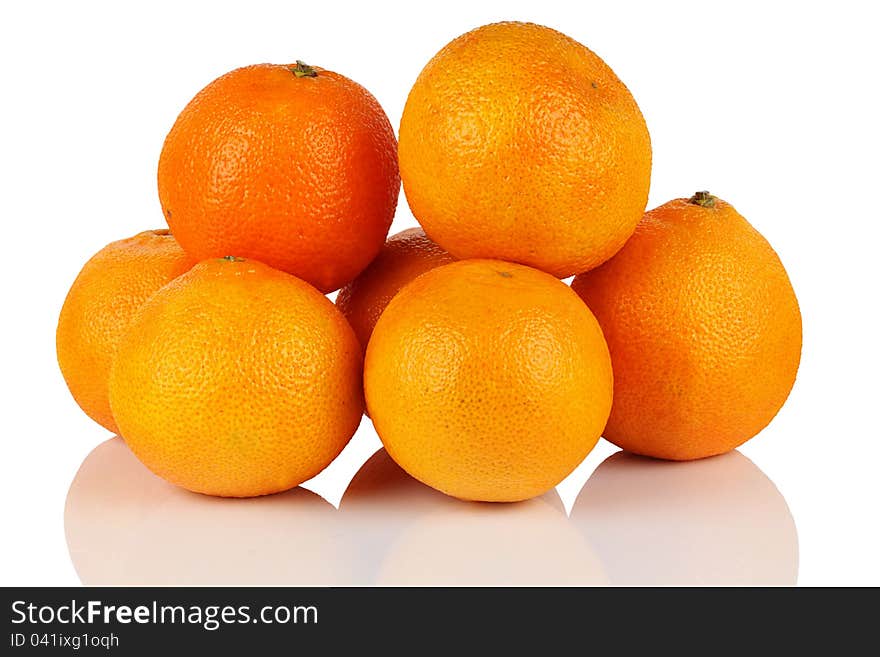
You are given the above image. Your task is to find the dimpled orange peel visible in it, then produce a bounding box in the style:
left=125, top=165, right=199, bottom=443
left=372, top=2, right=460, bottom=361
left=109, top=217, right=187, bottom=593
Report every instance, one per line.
left=56, top=229, right=194, bottom=433
left=108, top=257, right=364, bottom=497
left=364, top=259, right=613, bottom=502
left=572, top=192, right=802, bottom=460
left=398, top=21, right=652, bottom=277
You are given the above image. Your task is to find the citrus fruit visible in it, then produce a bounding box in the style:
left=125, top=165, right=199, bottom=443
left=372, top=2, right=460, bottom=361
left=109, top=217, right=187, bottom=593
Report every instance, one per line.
left=571, top=192, right=802, bottom=460
left=336, top=227, right=454, bottom=351
left=158, top=61, right=400, bottom=292
left=398, top=21, right=651, bottom=277
left=364, top=259, right=613, bottom=502
left=56, top=229, right=194, bottom=433
left=108, top=257, right=363, bottom=497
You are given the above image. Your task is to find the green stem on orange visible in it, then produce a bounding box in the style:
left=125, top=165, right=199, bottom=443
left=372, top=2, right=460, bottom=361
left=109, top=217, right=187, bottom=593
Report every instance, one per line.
left=291, top=60, right=318, bottom=78
left=221, top=255, right=246, bottom=262
left=688, top=191, right=717, bottom=208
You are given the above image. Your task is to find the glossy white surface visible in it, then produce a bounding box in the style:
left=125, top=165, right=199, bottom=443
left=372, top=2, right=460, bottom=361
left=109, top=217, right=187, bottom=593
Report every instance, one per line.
left=65, top=438, right=796, bottom=586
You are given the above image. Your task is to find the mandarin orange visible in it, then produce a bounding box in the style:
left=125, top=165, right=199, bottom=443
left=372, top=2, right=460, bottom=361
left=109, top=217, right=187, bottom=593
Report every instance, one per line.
left=571, top=192, right=802, bottom=460
left=399, top=22, right=651, bottom=277
left=364, top=259, right=613, bottom=502
left=336, top=227, right=454, bottom=351
left=108, top=257, right=363, bottom=496
left=56, top=229, right=194, bottom=433
left=158, top=62, right=399, bottom=292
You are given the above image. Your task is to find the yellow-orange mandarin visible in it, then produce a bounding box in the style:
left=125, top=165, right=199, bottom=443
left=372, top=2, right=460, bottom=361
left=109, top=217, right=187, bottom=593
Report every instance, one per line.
left=572, top=192, right=802, bottom=460
left=109, top=257, right=364, bottom=496
left=57, top=229, right=193, bottom=433
left=365, top=259, right=613, bottom=502
left=399, top=22, right=651, bottom=277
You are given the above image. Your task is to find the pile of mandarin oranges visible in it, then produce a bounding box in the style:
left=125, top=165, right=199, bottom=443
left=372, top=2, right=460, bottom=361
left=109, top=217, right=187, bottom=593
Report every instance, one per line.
left=57, top=22, right=801, bottom=502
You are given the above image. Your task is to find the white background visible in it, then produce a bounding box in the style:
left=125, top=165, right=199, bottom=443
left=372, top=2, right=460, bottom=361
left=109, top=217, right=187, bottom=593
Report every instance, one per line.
left=1, top=0, right=878, bottom=585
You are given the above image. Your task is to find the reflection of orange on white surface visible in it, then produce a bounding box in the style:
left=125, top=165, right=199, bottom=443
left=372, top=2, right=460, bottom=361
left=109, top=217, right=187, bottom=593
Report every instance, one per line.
left=375, top=501, right=606, bottom=586
left=341, top=449, right=606, bottom=586
left=64, top=440, right=796, bottom=586
left=64, top=437, right=346, bottom=585
left=341, top=447, right=474, bottom=511
left=571, top=450, right=798, bottom=585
